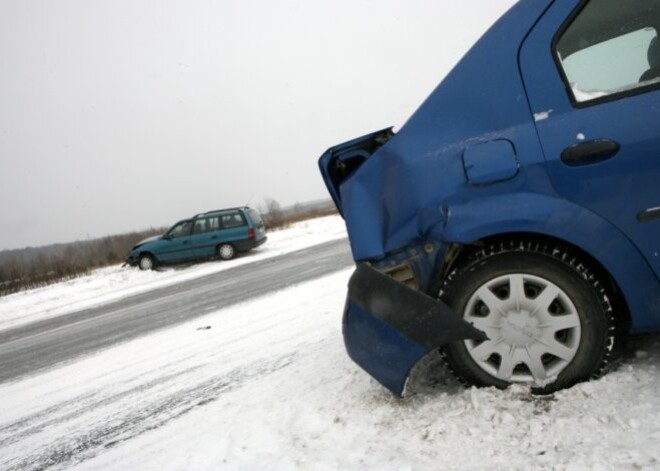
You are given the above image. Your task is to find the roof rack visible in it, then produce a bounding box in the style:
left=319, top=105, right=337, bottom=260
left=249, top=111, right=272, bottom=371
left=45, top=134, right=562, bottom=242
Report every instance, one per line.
left=192, top=207, right=249, bottom=218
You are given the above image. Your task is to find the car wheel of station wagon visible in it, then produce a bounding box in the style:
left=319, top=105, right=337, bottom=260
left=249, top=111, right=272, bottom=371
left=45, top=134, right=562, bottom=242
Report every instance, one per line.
left=138, top=254, right=155, bottom=271
left=217, top=243, right=235, bottom=261
left=440, top=240, right=614, bottom=394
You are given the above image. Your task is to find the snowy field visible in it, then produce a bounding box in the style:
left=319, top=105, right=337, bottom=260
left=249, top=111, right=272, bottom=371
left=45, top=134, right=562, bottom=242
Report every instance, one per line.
left=1, top=215, right=660, bottom=470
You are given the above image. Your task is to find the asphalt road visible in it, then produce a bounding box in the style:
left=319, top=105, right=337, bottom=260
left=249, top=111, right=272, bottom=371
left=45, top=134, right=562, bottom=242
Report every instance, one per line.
left=0, top=238, right=353, bottom=384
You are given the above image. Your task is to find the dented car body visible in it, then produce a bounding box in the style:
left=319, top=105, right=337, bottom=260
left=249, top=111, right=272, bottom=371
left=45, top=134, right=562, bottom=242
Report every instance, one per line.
left=319, top=0, right=660, bottom=395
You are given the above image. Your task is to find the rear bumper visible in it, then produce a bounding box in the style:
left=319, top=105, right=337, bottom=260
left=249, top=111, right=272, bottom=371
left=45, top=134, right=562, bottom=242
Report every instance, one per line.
left=344, top=263, right=487, bottom=396
left=234, top=236, right=267, bottom=252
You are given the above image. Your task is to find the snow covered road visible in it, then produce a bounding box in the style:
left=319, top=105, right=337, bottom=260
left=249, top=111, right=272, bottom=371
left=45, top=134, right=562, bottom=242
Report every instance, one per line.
left=0, top=238, right=351, bottom=383
left=1, top=215, right=660, bottom=470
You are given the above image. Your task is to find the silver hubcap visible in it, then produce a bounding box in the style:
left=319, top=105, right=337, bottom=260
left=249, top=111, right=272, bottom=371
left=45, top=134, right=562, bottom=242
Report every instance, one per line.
left=139, top=256, right=152, bottom=270
left=463, top=273, right=581, bottom=385
left=220, top=245, right=233, bottom=259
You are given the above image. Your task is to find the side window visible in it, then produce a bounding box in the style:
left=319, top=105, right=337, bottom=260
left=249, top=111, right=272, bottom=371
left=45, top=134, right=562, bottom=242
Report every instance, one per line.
left=221, top=213, right=246, bottom=229
left=193, top=218, right=209, bottom=234
left=556, top=0, right=660, bottom=103
left=168, top=221, right=192, bottom=238
left=208, top=216, right=221, bottom=231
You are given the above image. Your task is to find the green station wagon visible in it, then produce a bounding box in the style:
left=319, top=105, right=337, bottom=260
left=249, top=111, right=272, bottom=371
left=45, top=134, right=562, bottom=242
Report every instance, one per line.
left=126, top=207, right=267, bottom=270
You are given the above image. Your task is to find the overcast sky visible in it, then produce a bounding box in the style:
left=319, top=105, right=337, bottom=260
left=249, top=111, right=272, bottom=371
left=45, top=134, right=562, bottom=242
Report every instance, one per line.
left=0, top=0, right=516, bottom=251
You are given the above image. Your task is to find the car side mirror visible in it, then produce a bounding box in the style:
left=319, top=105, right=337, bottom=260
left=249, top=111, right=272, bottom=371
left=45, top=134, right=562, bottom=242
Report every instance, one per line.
left=162, top=234, right=172, bottom=240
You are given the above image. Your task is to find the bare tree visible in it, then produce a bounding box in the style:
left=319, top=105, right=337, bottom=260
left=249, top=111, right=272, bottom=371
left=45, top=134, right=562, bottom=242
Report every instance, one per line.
left=262, top=197, right=285, bottom=230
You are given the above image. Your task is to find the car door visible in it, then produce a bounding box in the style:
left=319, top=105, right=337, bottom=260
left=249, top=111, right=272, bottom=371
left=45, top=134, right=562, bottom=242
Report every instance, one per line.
left=519, top=0, right=660, bottom=280
left=159, top=220, right=194, bottom=263
left=189, top=217, right=220, bottom=258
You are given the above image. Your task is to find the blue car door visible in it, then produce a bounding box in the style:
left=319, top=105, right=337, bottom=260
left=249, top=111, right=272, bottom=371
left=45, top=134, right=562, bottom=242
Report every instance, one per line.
left=519, top=0, right=660, bottom=280
left=159, top=221, right=194, bottom=263
left=189, top=217, right=219, bottom=258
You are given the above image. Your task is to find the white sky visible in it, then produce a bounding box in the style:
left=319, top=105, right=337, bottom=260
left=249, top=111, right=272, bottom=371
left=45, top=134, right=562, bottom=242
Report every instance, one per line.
left=0, top=0, right=516, bottom=250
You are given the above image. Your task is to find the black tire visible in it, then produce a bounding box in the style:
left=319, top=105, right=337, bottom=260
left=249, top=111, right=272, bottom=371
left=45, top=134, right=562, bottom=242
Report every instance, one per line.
left=138, top=253, right=156, bottom=271
left=217, top=243, right=235, bottom=260
left=439, top=239, right=614, bottom=394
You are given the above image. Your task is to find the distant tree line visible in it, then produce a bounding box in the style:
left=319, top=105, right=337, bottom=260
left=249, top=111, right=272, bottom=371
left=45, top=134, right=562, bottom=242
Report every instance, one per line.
left=258, top=198, right=337, bottom=230
left=0, top=228, right=166, bottom=296
left=0, top=199, right=338, bottom=297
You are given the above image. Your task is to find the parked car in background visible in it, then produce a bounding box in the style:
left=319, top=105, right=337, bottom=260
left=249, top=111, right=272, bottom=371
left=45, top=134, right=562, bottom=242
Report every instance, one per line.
left=126, top=207, right=267, bottom=270
left=319, top=0, right=660, bottom=396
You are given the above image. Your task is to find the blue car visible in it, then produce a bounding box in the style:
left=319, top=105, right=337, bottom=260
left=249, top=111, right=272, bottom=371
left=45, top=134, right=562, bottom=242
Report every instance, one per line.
left=319, top=0, right=660, bottom=395
left=126, top=207, right=267, bottom=270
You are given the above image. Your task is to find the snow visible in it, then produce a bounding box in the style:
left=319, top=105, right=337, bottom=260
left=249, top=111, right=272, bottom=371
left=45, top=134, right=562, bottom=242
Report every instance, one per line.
left=0, top=215, right=346, bottom=333
left=1, top=215, right=660, bottom=470
left=71, top=335, right=660, bottom=471
left=571, top=84, right=609, bottom=102
left=571, top=76, right=660, bottom=102
left=533, top=110, right=552, bottom=122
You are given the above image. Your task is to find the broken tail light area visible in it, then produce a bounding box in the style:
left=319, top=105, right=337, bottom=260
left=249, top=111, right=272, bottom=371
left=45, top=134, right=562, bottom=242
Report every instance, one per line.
left=319, top=129, right=486, bottom=395
left=344, top=261, right=486, bottom=396
left=318, top=127, right=394, bottom=216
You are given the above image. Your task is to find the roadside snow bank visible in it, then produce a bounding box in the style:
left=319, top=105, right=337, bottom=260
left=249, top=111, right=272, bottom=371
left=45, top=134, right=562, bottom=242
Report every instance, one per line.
left=0, top=215, right=346, bottom=333
left=75, top=319, right=660, bottom=470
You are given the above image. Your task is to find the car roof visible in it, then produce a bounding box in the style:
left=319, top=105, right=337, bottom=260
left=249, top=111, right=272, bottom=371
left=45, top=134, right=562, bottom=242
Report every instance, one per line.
left=192, top=207, right=252, bottom=219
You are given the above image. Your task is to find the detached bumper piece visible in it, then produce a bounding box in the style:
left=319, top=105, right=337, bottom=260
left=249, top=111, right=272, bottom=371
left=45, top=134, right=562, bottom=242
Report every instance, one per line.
left=344, top=263, right=487, bottom=396
left=125, top=256, right=137, bottom=267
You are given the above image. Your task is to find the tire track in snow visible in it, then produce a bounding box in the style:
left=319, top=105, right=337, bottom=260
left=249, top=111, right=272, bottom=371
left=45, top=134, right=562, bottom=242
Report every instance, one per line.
left=0, top=352, right=298, bottom=471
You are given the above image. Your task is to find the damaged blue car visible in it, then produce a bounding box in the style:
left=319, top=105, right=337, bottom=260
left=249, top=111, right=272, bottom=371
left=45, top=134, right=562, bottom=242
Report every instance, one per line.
left=319, top=0, right=660, bottom=396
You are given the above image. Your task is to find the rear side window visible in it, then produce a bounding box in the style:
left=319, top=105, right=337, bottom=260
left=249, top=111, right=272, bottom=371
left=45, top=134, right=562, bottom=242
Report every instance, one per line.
left=556, top=0, right=660, bottom=103
left=247, top=209, right=263, bottom=226
left=221, top=213, right=246, bottom=229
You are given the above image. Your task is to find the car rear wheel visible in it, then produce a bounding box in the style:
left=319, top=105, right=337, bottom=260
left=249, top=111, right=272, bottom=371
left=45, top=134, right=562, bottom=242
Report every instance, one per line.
left=217, top=243, right=235, bottom=260
left=138, top=254, right=156, bottom=271
left=439, top=239, right=614, bottom=393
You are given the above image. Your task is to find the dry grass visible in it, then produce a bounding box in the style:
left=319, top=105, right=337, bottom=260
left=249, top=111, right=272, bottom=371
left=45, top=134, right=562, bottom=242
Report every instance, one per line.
left=0, top=202, right=338, bottom=296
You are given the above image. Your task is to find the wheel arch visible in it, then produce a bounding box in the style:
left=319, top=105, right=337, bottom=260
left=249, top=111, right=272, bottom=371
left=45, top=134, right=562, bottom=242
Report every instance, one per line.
left=438, top=232, right=631, bottom=334
left=437, top=192, right=660, bottom=333
left=138, top=250, right=158, bottom=262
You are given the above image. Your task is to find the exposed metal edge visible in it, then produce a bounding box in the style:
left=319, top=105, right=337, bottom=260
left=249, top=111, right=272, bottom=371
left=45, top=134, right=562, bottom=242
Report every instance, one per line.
left=637, top=207, right=660, bottom=222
